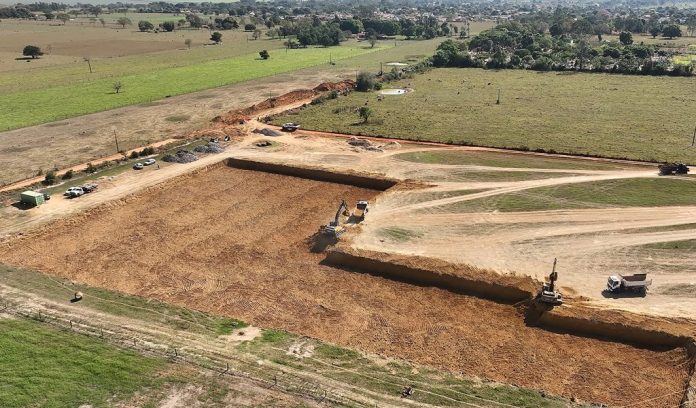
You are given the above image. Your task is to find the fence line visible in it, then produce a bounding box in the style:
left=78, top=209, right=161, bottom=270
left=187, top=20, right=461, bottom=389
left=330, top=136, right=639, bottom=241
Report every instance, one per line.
left=0, top=298, right=370, bottom=408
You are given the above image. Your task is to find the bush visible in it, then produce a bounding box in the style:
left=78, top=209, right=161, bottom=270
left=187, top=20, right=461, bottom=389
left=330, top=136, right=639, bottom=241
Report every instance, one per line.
left=129, top=151, right=139, bottom=159
left=244, top=23, right=255, bottom=31
left=61, top=169, right=73, bottom=180
left=43, top=170, right=56, bottom=185
left=328, top=90, right=339, bottom=99
left=85, top=162, right=97, bottom=173
left=259, top=49, right=270, bottom=59
left=355, top=72, right=376, bottom=92
left=373, top=82, right=383, bottom=90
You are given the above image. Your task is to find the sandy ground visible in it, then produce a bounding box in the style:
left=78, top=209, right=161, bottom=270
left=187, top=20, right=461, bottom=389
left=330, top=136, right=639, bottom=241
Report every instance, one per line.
left=0, top=69, right=350, bottom=186
left=0, top=163, right=690, bottom=407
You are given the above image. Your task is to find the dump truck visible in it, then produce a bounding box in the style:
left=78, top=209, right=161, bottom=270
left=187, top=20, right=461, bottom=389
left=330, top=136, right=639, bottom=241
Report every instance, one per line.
left=658, top=163, right=689, bottom=176
left=537, top=258, right=563, bottom=305
left=353, top=200, right=369, bottom=220
left=606, top=274, right=652, bottom=294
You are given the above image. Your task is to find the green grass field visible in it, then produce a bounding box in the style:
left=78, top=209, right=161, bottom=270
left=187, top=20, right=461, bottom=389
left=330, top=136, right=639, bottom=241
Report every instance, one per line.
left=1, top=44, right=389, bottom=130
left=273, top=68, right=696, bottom=163
left=397, top=150, right=637, bottom=170
left=0, top=319, right=164, bottom=408
left=439, top=177, right=696, bottom=213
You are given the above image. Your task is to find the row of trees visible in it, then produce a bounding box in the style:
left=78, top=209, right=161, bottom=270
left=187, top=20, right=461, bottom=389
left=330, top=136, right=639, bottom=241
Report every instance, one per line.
left=431, top=23, right=693, bottom=77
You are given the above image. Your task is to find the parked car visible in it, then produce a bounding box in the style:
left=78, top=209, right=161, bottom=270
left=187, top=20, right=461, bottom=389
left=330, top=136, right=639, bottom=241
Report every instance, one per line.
left=43, top=193, right=51, bottom=201
left=63, top=187, right=84, bottom=198
left=81, top=183, right=98, bottom=193
left=133, top=163, right=144, bottom=170
left=143, top=159, right=156, bottom=166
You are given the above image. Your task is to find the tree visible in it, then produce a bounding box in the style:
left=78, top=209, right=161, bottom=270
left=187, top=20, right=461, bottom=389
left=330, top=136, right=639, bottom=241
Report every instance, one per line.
left=56, top=13, right=69, bottom=25
left=84, top=57, right=93, bottom=73
left=138, top=20, right=154, bottom=32
left=184, top=38, right=192, bottom=49
left=619, top=31, right=633, bottom=46
left=356, top=72, right=376, bottom=92
left=259, top=49, right=270, bottom=59
left=210, top=31, right=223, bottom=44
left=649, top=26, right=661, bottom=38
left=44, top=11, right=54, bottom=20
left=112, top=81, right=123, bottom=94
left=161, top=21, right=176, bottom=32
left=358, top=106, right=373, bottom=123
left=662, top=24, right=682, bottom=39
left=252, top=29, right=262, bottom=40
left=186, top=14, right=203, bottom=28
left=43, top=170, right=56, bottom=185
left=117, top=17, right=131, bottom=29
left=89, top=6, right=101, bottom=17
left=23, top=45, right=43, bottom=59
left=244, top=23, right=255, bottom=31
left=99, top=18, right=105, bottom=27
left=368, top=34, right=377, bottom=48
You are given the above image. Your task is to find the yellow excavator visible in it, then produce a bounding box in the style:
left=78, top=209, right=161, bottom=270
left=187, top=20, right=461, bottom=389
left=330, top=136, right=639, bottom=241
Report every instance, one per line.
left=320, top=199, right=350, bottom=238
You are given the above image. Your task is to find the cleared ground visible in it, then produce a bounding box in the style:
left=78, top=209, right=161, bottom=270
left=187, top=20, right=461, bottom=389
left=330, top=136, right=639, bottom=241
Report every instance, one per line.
left=272, top=68, right=696, bottom=163
left=0, top=163, right=687, bottom=407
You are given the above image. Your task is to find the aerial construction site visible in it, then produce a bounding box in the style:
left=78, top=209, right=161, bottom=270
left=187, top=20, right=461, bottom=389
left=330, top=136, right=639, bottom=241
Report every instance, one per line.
left=2, top=76, right=696, bottom=407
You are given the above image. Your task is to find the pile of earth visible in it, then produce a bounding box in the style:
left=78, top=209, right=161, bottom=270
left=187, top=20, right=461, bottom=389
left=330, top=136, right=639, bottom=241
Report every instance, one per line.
left=162, top=150, right=198, bottom=163
left=253, top=128, right=282, bottom=137
left=347, top=137, right=401, bottom=152
left=193, top=142, right=224, bottom=154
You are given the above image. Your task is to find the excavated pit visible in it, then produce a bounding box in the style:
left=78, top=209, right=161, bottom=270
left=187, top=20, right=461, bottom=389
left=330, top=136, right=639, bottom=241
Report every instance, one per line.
left=0, top=160, right=691, bottom=407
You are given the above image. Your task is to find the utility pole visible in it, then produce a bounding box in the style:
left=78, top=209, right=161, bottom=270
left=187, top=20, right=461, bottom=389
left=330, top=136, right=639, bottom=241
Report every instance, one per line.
left=111, top=126, right=119, bottom=152
left=692, top=125, right=696, bottom=146
left=496, top=88, right=501, bottom=105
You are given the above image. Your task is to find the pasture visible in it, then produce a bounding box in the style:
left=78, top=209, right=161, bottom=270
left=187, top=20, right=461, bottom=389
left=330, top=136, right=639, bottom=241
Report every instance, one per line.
left=273, top=68, right=696, bottom=163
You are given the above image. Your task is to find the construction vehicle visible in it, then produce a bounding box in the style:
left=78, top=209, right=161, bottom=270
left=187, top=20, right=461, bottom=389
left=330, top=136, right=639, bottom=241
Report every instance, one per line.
left=606, top=274, right=652, bottom=294
left=658, top=163, right=689, bottom=176
left=353, top=200, right=369, bottom=220
left=281, top=123, right=300, bottom=132
left=320, top=199, right=350, bottom=238
left=537, top=258, right=563, bottom=305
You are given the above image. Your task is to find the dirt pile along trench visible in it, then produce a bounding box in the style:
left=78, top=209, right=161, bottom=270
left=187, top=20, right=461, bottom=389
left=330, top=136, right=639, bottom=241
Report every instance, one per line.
left=0, top=164, right=689, bottom=407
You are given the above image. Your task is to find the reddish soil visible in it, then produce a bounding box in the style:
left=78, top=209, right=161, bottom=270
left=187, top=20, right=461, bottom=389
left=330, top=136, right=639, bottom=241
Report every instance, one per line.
left=0, top=164, right=688, bottom=407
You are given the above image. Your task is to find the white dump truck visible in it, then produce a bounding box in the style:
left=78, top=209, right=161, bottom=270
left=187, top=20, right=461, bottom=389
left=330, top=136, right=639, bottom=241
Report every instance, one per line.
left=606, top=274, right=652, bottom=294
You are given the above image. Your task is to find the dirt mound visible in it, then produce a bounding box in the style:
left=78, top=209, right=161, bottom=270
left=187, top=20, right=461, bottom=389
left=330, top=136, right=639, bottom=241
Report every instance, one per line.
left=193, top=142, right=224, bottom=154
left=162, top=150, right=198, bottom=163
left=252, top=128, right=282, bottom=137
left=313, top=79, right=356, bottom=92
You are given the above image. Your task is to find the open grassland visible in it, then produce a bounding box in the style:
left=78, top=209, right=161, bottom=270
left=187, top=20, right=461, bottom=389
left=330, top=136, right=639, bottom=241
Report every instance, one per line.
left=438, top=177, right=696, bottom=213
left=397, top=149, right=640, bottom=170
left=0, top=319, right=164, bottom=408
left=0, top=44, right=388, bottom=130
left=273, top=68, right=696, bottom=163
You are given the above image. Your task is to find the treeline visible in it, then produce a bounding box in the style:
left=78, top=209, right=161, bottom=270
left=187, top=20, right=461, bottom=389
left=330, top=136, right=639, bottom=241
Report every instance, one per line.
left=431, top=22, right=693, bottom=77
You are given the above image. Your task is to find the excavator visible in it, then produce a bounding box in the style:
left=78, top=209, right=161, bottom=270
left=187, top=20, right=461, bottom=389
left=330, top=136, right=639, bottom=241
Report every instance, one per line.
left=537, top=258, right=563, bottom=305
left=320, top=199, right=350, bottom=238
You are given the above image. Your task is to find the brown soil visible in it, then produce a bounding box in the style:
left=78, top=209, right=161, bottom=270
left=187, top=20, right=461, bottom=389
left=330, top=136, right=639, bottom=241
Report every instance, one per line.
left=0, top=164, right=688, bottom=407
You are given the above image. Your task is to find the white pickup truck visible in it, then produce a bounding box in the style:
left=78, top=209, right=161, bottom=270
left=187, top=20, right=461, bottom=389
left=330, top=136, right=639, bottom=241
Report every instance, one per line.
left=607, top=274, right=652, bottom=294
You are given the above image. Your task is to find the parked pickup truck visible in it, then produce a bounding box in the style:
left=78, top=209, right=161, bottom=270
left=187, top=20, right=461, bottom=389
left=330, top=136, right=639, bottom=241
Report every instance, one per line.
left=607, top=274, right=652, bottom=294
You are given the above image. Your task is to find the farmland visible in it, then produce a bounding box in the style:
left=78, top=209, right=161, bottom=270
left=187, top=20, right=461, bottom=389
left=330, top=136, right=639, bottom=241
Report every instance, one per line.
left=272, top=68, right=696, bottom=163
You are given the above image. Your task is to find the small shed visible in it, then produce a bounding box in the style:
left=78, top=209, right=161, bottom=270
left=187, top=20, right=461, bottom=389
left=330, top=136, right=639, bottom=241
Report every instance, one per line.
left=20, top=191, right=45, bottom=207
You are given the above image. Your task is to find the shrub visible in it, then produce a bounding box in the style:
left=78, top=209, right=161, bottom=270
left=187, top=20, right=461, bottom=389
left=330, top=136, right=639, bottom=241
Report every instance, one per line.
left=43, top=170, right=56, bottom=185
left=85, top=162, right=97, bottom=173
left=356, top=72, right=376, bottom=92
left=61, top=169, right=73, bottom=180
left=259, top=49, right=270, bottom=59
left=328, top=90, right=339, bottom=99
left=129, top=151, right=139, bottom=159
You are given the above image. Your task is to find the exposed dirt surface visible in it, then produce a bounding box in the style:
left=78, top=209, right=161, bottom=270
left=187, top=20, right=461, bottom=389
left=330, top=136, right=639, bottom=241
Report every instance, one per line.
left=0, top=164, right=688, bottom=407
